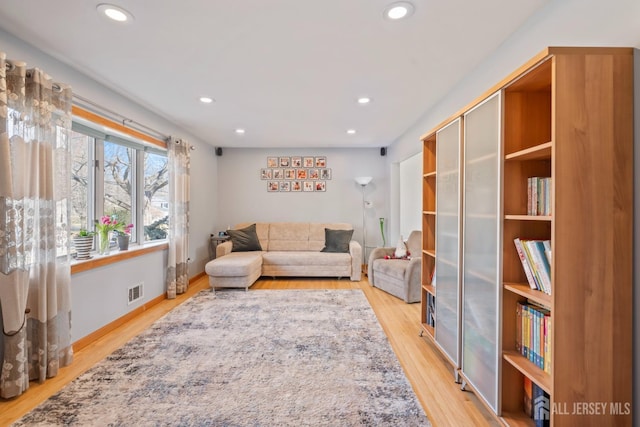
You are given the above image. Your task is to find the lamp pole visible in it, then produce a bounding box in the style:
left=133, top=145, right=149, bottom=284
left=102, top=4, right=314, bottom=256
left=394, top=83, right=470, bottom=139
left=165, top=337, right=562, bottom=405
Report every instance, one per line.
left=361, top=184, right=366, bottom=264
left=354, top=176, right=372, bottom=268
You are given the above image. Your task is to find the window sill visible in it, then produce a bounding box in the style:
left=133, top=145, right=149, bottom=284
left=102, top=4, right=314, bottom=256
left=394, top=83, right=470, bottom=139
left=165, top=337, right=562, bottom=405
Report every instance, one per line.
left=71, top=241, right=169, bottom=275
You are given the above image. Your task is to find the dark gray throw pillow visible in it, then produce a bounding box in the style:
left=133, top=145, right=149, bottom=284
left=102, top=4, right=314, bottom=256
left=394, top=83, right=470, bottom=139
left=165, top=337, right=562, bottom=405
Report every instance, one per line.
left=227, top=224, right=263, bottom=252
left=321, top=228, right=354, bottom=253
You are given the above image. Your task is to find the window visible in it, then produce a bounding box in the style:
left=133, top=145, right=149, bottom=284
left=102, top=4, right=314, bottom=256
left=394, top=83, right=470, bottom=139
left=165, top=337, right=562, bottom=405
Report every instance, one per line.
left=143, top=152, right=168, bottom=241
left=70, top=120, right=168, bottom=253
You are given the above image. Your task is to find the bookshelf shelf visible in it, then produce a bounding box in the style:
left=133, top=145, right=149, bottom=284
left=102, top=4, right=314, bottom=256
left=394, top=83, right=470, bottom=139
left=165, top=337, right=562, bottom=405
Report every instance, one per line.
left=424, top=171, right=436, bottom=178
left=505, top=141, right=552, bottom=161
left=504, top=215, right=552, bottom=222
left=500, top=412, right=535, bottom=427
left=423, top=210, right=436, bottom=216
left=503, top=351, right=551, bottom=394
left=504, top=283, right=551, bottom=307
left=423, top=249, right=435, bottom=258
left=422, top=284, right=435, bottom=295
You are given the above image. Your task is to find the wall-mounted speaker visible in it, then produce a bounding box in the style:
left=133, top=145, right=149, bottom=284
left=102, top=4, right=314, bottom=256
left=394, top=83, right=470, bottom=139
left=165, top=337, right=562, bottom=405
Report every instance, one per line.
left=380, top=147, right=387, bottom=156
left=215, top=147, right=223, bottom=156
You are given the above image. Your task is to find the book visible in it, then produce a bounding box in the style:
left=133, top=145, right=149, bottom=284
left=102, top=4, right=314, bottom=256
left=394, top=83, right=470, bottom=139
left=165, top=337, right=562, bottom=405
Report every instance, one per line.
left=516, top=302, right=523, bottom=353
left=544, top=314, right=552, bottom=374
left=532, top=382, right=551, bottom=426
left=524, top=240, right=551, bottom=294
left=533, top=240, right=552, bottom=294
left=521, top=239, right=543, bottom=291
left=523, top=376, right=533, bottom=417
left=514, top=238, right=538, bottom=290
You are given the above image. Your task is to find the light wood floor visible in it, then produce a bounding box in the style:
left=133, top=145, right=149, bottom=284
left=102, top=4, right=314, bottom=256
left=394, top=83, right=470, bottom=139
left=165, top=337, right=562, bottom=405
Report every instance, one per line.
left=0, top=276, right=500, bottom=426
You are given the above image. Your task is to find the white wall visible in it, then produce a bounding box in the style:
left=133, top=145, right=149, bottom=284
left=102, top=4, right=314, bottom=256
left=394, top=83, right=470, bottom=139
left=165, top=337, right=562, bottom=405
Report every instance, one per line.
left=398, top=152, right=422, bottom=240
left=216, top=147, right=388, bottom=256
left=1, top=28, right=219, bottom=341
left=71, top=250, right=167, bottom=340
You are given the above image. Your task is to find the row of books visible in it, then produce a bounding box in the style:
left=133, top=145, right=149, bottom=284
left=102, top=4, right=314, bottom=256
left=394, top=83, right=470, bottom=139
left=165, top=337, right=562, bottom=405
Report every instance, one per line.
left=527, top=176, right=552, bottom=216
left=425, top=293, right=436, bottom=327
left=516, top=301, right=551, bottom=373
left=514, top=238, right=552, bottom=294
left=524, top=377, right=551, bottom=426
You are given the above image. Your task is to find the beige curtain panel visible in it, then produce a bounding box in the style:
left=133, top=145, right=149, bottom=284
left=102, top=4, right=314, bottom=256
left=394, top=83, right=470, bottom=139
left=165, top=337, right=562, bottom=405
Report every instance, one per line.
left=0, top=52, right=73, bottom=398
left=165, top=138, right=190, bottom=299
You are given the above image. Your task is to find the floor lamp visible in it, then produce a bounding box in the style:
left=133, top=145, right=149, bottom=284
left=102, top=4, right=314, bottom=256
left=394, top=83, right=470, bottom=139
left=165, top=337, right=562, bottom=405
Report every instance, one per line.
left=354, top=176, right=373, bottom=266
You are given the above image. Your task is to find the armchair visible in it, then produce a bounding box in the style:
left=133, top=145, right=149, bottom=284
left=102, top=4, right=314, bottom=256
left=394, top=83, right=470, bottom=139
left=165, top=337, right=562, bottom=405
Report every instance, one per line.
left=367, top=230, right=422, bottom=303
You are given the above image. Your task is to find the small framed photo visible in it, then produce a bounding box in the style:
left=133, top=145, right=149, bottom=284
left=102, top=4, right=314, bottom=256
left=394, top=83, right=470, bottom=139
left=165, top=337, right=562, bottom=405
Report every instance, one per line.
left=284, top=168, right=296, bottom=179
left=267, top=181, right=279, bottom=192
left=272, top=169, right=284, bottom=179
left=279, top=181, right=291, bottom=192
left=315, top=156, right=326, bottom=168
left=267, top=157, right=278, bottom=168
left=279, top=157, right=290, bottom=167
left=308, top=168, right=320, bottom=180
left=296, top=169, right=308, bottom=179
left=320, top=168, right=332, bottom=180
left=291, top=156, right=302, bottom=167
left=261, top=168, right=272, bottom=180
left=303, top=157, right=314, bottom=168
left=291, top=180, right=302, bottom=192
left=315, top=181, right=326, bottom=192
left=303, top=181, right=314, bottom=192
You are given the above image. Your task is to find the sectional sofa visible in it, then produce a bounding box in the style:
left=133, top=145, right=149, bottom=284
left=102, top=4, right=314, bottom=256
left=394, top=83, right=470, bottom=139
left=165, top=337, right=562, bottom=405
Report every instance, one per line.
left=204, top=222, right=362, bottom=291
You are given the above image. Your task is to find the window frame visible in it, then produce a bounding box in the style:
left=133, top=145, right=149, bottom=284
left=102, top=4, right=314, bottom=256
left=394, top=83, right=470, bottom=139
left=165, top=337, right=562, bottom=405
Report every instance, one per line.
left=70, top=107, right=169, bottom=258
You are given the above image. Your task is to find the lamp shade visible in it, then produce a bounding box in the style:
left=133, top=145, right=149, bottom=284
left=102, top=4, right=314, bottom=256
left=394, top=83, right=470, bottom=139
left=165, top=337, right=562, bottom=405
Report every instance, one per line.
left=354, top=176, right=373, bottom=186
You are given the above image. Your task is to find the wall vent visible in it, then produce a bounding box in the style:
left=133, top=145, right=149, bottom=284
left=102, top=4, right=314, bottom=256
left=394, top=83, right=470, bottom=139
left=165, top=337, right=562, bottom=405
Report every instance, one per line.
left=128, top=282, right=144, bottom=305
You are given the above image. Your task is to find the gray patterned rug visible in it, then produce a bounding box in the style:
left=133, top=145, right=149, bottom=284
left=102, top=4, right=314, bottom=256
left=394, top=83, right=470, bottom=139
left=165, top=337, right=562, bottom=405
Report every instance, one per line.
left=14, top=289, right=430, bottom=426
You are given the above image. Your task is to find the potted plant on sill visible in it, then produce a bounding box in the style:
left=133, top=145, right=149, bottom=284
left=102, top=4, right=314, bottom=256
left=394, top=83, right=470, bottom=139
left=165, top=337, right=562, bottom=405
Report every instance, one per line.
left=116, top=223, right=134, bottom=251
left=73, top=229, right=95, bottom=260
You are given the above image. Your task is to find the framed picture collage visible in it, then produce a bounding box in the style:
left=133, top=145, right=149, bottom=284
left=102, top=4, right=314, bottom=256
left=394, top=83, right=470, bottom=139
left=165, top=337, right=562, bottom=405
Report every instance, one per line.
left=261, top=156, right=331, bottom=192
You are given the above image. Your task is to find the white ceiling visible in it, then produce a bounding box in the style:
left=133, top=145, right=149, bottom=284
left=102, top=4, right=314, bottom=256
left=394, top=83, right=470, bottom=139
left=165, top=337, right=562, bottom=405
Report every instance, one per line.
left=0, top=0, right=553, bottom=148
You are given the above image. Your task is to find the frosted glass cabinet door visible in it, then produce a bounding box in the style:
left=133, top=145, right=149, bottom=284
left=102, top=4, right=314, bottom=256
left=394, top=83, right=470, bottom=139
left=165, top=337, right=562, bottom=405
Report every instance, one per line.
left=434, top=118, right=462, bottom=367
left=461, top=92, right=502, bottom=412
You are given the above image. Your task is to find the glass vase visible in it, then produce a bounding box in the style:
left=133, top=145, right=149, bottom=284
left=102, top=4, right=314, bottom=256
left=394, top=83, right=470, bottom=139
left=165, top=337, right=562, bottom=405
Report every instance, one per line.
left=379, top=217, right=386, bottom=246
left=98, top=230, right=112, bottom=255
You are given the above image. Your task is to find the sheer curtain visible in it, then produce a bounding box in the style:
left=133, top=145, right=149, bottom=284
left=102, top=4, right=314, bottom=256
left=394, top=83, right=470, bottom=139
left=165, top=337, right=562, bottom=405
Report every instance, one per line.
left=0, top=53, right=73, bottom=398
left=166, top=138, right=190, bottom=299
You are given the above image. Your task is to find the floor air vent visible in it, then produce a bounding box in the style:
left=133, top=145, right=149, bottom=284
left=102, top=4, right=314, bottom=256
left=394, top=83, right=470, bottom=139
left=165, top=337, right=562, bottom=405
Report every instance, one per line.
left=128, top=282, right=144, bottom=305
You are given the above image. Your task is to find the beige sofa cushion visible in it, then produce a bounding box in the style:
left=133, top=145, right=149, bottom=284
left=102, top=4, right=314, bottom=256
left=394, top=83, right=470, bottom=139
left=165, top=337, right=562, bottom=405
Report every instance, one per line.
left=262, top=251, right=351, bottom=266
left=205, top=251, right=263, bottom=277
left=372, top=258, right=408, bottom=280
left=268, top=222, right=310, bottom=251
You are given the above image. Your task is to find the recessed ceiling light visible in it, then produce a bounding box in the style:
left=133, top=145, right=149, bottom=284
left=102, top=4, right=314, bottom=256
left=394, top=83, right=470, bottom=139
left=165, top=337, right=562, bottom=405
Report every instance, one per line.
left=199, top=97, right=214, bottom=104
left=97, top=4, right=134, bottom=23
left=235, top=129, right=245, bottom=134
left=357, top=97, right=371, bottom=104
left=347, top=129, right=356, bottom=135
left=384, top=2, right=415, bottom=20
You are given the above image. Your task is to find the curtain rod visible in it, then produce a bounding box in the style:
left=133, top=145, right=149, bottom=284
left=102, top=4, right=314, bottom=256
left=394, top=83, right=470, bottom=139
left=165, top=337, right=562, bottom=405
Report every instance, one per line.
left=72, top=93, right=170, bottom=142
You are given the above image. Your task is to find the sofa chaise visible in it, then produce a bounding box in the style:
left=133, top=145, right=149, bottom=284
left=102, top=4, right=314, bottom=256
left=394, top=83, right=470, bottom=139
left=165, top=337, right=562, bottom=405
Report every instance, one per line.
left=204, top=222, right=362, bottom=291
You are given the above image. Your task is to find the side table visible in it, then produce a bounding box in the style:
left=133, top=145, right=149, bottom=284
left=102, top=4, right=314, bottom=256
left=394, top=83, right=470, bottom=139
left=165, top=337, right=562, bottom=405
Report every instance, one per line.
left=209, top=234, right=230, bottom=260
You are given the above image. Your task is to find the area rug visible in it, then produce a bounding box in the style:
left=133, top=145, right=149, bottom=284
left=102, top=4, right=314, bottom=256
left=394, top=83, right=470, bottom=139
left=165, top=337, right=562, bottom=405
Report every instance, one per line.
left=14, top=289, right=430, bottom=426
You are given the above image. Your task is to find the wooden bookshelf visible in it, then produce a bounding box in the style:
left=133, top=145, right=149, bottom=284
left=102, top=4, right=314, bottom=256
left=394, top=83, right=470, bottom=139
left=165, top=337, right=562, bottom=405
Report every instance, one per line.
left=420, top=132, right=437, bottom=339
left=421, top=46, right=633, bottom=427
left=500, top=47, right=633, bottom=427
